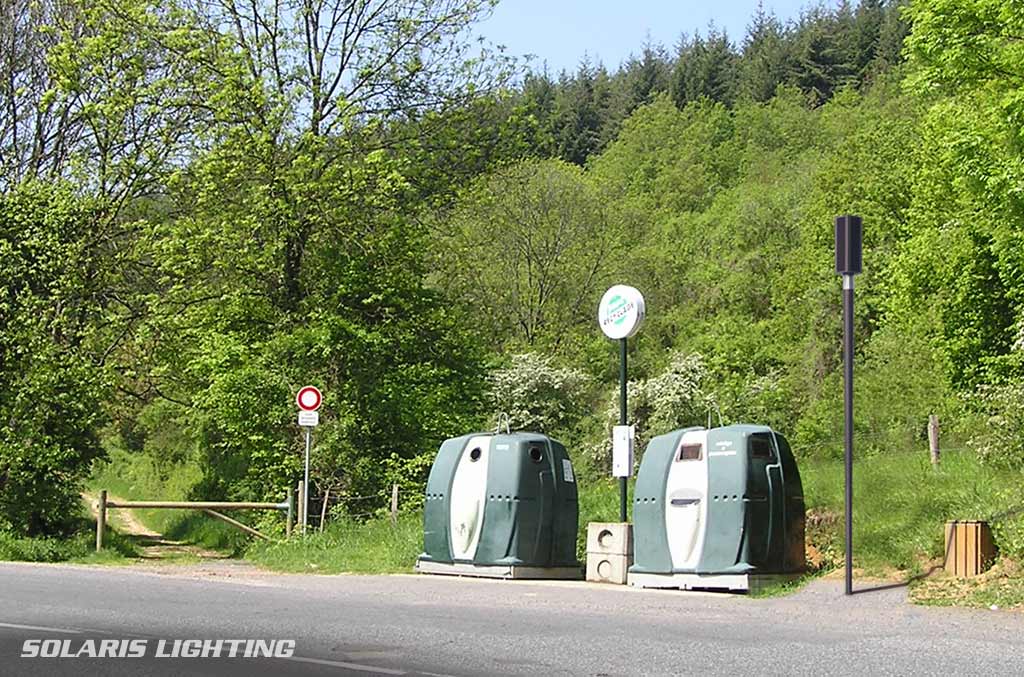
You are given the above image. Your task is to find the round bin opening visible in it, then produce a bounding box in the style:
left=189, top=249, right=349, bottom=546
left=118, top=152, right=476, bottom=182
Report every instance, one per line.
left=469, top=447, right=482, bottom=462
left=598, top=529, right=614, bottom=547
left=528, top=446, right=544, bottom=463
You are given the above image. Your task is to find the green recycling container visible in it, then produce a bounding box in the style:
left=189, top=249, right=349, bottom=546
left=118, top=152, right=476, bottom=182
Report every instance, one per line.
left=629, top=424, right=805, bottom=591
left=417, top=432, right=581, bottom=578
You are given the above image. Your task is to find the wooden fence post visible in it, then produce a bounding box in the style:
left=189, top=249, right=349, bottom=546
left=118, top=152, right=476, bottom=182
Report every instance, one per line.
left=929, top=414, right=940, bottom=467
left=286, top=487, right=294, bottom=538
left=390, top=483, right=399, bottom=526
left=95, top=490, right=107, bottom=552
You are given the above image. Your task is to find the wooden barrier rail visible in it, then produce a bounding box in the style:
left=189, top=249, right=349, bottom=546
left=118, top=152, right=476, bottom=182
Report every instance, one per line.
left=105, top=500, right=289, bottom=510
left=95, top=489, right=294, bottom=552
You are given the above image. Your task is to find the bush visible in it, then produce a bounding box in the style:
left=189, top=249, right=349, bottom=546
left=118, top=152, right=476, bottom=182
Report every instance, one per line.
left=969, top=382, right=1024, bottom=469
left=793, top=325, right=958, bottom=459
left=0, top=519, right=136, bottom=562
left=587, top=351, right=714, bottom=470
left=486, top=353, right=593, bottom=434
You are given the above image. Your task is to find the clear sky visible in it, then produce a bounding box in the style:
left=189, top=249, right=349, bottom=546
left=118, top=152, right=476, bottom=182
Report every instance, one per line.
left=476, top=0, right=826, bottom=75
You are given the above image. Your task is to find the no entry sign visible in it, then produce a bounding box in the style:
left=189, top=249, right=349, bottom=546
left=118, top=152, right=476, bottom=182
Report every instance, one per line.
left=296, top=386, right=322, bottom=412
left=295, top=385, right=322, bottom=533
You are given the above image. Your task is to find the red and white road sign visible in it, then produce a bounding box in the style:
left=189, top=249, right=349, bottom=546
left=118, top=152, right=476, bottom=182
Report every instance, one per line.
left=296, top=385, right=322, bottom=412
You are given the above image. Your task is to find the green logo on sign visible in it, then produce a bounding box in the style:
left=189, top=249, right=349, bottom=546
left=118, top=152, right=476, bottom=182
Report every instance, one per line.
left=599, top=284, right=644, bottom=339
left=610, top=295, right=627, bottom=325
left=603, top=294, right=632, bottom=327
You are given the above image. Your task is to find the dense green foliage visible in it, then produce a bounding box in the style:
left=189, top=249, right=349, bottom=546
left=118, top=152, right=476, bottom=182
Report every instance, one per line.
left=2, top=0, right=1024, bottom=575
left=0, top=184, right=112, bottom=534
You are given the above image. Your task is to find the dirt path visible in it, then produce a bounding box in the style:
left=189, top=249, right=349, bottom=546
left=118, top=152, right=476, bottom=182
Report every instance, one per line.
left=82, top=491, right=229, bottom=561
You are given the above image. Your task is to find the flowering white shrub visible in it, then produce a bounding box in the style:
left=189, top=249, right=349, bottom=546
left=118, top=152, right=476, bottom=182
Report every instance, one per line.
left=486, top=353, right=592, bottom=434
left=969, top=383, right=1024, bottom=469
left=636, top=351, right=714, bottom=434
left=588, top=351, right=716, bottom=470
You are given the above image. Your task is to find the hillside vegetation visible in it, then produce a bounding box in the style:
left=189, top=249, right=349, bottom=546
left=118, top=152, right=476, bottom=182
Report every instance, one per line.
left=2, top=0, right=1024, bottom=587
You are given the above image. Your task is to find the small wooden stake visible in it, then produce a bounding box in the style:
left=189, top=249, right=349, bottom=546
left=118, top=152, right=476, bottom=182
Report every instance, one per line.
left=286, top=487, right=294, bottom=538
left=95, top=490, right=107, bottom=552
left=928, top=414, right=940, bottom=467
left=319, top=488, right=330, bottom=533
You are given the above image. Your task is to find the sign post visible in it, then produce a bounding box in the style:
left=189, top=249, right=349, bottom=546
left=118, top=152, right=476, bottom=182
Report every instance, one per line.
left=835, top=215, right=862, bottom=596
left=598, top=285, right=646, bottom=523
left=295, top=385, right=322, bottom=534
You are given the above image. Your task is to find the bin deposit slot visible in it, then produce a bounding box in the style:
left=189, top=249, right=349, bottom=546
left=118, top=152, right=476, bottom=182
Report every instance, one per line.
left=678, top=444, right=702, bottom=461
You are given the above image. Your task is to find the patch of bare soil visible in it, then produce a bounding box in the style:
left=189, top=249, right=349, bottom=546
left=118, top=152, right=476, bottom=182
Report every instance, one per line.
left=910, top=557, right=1024, bottom=610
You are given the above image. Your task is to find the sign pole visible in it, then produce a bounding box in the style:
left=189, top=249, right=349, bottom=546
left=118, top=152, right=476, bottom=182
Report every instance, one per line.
left=295, top=385, right=322, bottom=536
left=619, top=337, right=628, bottom=522
left=303, top=427, right=311, bottom=534
left=598, top=284, right=644, bottom=525
left=843, top=272, right=854, bottom=596
left=834, top=215, right=862, bottom=597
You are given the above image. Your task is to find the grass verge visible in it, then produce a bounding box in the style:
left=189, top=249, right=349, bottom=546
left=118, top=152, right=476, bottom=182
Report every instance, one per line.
left=0, top=514, right=137, bottom=565
left=246, top=512, right=422, bottom=574
left=86, top=441, right=1024, bottom=611
left=249, top=478, right=639, bottom=575
left=801, top=449, right=1022, bottom=576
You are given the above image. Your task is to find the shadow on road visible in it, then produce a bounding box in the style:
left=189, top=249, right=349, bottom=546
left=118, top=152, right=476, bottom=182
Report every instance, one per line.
left=851, top=565, right=943, bottom=595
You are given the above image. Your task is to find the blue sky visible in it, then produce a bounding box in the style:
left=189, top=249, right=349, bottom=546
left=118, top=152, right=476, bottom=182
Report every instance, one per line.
left=476, top=0, right=824, bottom=74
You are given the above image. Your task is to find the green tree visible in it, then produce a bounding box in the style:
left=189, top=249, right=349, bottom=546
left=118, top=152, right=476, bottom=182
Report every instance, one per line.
left=897, top=0, right=1024, bottom=389
left=789, top=6, right=856, bottom=105
left=553, top=60, right=610, bottom=165
left=672, top=28, right=739, bottom=108
left=39, top=0, right=507, bottom=508
left=432, top=158, right=621, bottom=353
left=738, top=2, right=791, bottom=102
left=0, top=184, right=112, bottom=535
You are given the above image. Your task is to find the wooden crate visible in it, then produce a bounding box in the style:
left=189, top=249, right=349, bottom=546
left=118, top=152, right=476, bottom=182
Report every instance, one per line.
left=944, top=521, right=996, bottom=578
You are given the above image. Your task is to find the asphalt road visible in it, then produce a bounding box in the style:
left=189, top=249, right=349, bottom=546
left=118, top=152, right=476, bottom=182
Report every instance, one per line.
left=0, top=562, right=1022, bottom=676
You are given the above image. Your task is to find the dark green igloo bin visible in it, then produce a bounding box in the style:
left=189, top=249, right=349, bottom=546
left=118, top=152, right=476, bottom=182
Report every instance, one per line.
left=416, top=432, right=581, bottom=579
left=628, top=424, right=805, bottom=592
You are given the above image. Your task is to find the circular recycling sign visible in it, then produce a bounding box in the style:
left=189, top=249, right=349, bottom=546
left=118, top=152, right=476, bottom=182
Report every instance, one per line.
left=598, top=285, right=646, bottom=340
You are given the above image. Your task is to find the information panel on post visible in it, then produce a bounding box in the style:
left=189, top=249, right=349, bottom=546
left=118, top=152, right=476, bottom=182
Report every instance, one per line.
left=612, top=424, right=635, bottom=478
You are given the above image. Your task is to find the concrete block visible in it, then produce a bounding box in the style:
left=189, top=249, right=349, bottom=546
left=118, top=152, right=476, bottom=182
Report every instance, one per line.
left=586, top=522, right=633, bottom=555
left=586, top=552, right=633, bottom=585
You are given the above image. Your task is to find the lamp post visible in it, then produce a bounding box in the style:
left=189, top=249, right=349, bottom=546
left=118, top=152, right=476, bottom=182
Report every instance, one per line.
left=835, top=215, right=862, bottom=596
